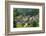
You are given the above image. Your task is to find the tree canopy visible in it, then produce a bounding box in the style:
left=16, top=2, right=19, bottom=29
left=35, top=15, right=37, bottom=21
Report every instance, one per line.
left=13, top=8, right=39, bottom=17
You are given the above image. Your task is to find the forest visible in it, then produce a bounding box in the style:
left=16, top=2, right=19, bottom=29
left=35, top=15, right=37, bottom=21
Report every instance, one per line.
left=13, top=8, right=39, bottom=28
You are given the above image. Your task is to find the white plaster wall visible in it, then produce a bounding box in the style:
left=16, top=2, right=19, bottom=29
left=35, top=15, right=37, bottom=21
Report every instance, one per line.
left=0, top=0, right=46, bottom=36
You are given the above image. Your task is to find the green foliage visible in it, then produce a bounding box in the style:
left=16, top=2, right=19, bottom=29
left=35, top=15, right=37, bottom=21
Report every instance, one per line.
left=13, top=8, right=39, bottom=16
left=13, top=8, right=39, bottom=28
left=32, top=20, right=39, bottom=27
